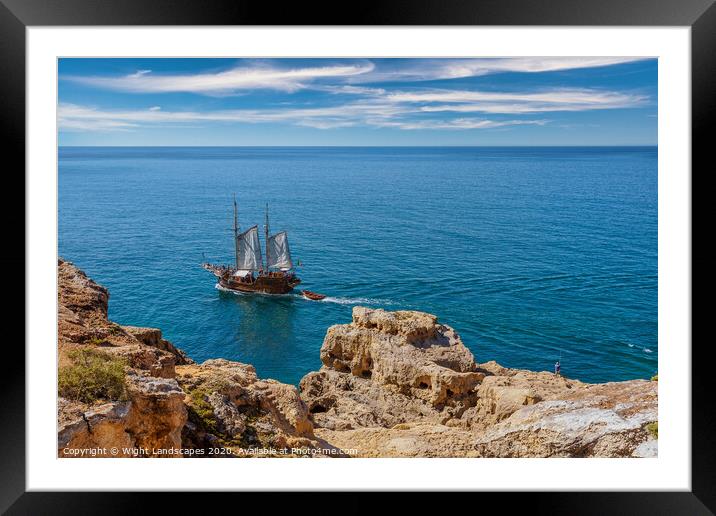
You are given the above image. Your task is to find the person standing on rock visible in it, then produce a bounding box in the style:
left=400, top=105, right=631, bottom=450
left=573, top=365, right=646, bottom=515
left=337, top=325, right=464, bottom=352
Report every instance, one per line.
left=554, top=361, right=561, bottom=376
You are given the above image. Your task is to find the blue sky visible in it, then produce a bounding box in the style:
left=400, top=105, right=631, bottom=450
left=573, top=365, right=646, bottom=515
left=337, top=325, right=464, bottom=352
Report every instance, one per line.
left=58, top=58, right=657, bottom=146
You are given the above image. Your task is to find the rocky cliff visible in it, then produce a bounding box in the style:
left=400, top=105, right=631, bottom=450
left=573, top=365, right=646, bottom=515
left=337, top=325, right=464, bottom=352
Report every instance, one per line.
left=300, top=307, right=658, bottom=457
left=58, top=259, right=321, bottom=457
left=57, top=259, right=657, bottom=458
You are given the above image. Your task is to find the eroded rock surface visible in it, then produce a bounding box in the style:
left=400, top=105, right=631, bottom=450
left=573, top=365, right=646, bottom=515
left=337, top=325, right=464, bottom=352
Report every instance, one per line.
left=176, top=359, right=317, bottom=451
left=304, top=307, right=483, bottom=423
left=299, top=307, right=658, bottom=458
left=58, top=374, right=187, bottom=457
left=57, top=259, right=322, bottom=457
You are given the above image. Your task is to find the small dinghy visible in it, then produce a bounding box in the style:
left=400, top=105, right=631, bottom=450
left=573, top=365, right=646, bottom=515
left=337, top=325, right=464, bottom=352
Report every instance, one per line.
left=301, top=290, right=326, bottom=301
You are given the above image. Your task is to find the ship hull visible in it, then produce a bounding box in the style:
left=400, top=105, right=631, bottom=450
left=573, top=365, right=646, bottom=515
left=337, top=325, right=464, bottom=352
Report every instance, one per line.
left=217, top=272, right=301, bottom=295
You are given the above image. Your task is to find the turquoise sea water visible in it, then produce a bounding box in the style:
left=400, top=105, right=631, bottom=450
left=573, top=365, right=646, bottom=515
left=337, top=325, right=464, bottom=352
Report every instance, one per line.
left=58, top=146, right=657, bottom=384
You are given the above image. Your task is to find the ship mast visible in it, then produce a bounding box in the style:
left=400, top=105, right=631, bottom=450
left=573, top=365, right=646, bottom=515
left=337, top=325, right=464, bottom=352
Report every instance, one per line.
left=264, top=202, right=270, bottom=273
left=233, top=194, right=239, bottom=269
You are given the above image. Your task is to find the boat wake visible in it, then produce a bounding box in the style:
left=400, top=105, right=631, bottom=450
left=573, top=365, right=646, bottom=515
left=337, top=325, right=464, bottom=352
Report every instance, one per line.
left=316, top=296, right=395, bottom=306
left=216, top=283, right=393, bottom=306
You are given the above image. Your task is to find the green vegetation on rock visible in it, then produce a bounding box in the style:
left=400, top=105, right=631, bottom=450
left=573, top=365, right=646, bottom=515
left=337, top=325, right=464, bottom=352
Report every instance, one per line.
left=85, top=336, right=107, bottom=346
left=107, top=323, right=123, bottom=336
left=183, top=382, right=268, bottom=453
left=645, top=421, right=658, bottom=439
left=186, top=386, right=220, bottom=435
left=58, top=348, right=127, bottom=403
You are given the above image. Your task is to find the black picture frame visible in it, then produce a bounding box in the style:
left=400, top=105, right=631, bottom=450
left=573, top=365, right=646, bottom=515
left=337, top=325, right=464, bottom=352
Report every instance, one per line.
left=1, top=0, right=709, bottom=512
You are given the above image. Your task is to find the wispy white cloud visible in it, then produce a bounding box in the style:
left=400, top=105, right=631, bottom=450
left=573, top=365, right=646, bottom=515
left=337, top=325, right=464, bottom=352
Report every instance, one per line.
left=340, top=57, right=649, bottom=84
left=61, top=58, right=650, bottom=97
left=368, top=118, right=549, bottom=130
left=384, top=88, right=648, bottom=114
left=315, top=84, right=387, bottom=96
left=63, top=62, right=375, bottom=95
left=59, top=82, right=645, bottom=133
left=404, top=57, right=647, bottom=80
left=58, top=102, right=400, bottom=131
left=58, top=102, right=547, bottom=132
left=59, top=118, right=138, bottom=131
left=302, top=82, right=648, bottom=115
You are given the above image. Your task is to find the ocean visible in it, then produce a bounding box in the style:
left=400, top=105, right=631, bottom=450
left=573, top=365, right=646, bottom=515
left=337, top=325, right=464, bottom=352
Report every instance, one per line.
left=58, top=146, right=657, bottom=384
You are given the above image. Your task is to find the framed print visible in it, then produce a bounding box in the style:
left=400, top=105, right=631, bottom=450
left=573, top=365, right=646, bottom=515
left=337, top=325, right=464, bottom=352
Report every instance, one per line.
left=1, top=0, right=710, bottom=511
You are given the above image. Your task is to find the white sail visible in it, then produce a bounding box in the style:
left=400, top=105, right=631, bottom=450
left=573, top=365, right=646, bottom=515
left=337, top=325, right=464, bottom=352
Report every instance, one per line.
left=267, top=231, right=293, bottom=270
left=236, top=225, right=263, bottom=271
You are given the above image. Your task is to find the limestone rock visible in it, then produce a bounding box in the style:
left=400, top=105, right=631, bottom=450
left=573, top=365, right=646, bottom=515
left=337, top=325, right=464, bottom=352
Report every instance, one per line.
left=460, top=367, right=582, bottom=430
left=313, top=423, right=481, bottom=458
left=206, top=391, right=247, bottom=437
left=58, top=400, right=134, bottom=457
left=122, top=325, right=193, bottom=365
left=123, top=373, right=187, bottom=452
left=253, top=379, right=314, bottom=437
left=177, top=359, right=316, bottom=453
left=471, top=379, right=658, bottom=457
left=310, top=378, right=658, bottom=458
left=310, top=307, right=483, bottom=419
left=106, top=344, right=178, bottom=378
left=300, top=369, right=443, bottom=430
left=58, top=374, right=187, bottom=458
left=58, top=258, right=109, bottom=321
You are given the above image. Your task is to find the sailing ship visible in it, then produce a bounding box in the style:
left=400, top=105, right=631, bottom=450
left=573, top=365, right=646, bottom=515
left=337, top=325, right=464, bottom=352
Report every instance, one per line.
left=202, top=198, right=301, bottom=294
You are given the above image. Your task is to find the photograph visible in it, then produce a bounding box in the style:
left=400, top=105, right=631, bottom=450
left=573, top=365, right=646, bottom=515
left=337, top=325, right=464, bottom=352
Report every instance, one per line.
left=56, top=56, right=659, bottom=459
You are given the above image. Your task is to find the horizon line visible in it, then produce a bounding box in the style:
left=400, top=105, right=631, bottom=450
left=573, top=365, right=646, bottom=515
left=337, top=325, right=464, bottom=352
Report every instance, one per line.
left=58, top=144, right=658, bottom=148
